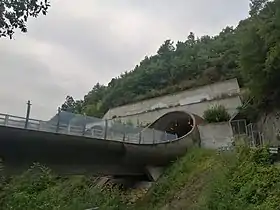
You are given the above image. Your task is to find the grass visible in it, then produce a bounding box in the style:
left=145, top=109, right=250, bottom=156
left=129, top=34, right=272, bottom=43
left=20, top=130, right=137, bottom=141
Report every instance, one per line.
left=133, top=148, right=225, bottom=210
left=134, top=146, right=280, bottom=210
left=203, top=147, right=280, bottom=210
left=0, top=164, right=126, bottom=210
left=1, top=147, right=280, bottom=210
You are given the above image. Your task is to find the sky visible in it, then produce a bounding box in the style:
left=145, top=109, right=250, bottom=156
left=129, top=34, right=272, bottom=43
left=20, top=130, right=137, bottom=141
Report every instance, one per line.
left=0, top=0, right=250, bottom=120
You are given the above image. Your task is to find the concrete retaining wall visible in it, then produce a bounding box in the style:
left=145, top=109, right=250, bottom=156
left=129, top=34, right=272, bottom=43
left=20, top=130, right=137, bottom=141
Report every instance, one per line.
left=198, top=122, right=234, bottom=149
left=104, top=78, right=240, bottom=121
left=107, top=96, right=242, bottom=127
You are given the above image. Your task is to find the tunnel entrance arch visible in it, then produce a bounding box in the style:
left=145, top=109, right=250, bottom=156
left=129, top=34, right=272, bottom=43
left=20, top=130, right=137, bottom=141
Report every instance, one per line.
left=147, top=111, right=201, bottom=138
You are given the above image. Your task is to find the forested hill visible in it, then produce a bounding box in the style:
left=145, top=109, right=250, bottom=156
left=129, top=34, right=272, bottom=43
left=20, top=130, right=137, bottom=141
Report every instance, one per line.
left=61, top=0, right=280, bottom=119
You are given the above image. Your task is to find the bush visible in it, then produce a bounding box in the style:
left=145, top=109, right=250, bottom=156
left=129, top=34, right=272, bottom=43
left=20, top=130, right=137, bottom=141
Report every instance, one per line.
left=205, top=146, right=280, bottom=210
left=0, top=164, right=126, bottom=210
left=203, top=104, right=231, bottom=123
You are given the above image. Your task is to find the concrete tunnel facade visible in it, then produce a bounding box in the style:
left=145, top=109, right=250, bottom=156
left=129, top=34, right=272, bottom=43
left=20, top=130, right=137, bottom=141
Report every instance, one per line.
left=0, top=111, right=203, bottom=177
left=123, top=111, right=203, bottom=166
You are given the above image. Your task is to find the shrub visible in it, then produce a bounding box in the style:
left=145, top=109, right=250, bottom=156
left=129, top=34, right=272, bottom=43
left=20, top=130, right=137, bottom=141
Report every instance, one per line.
left=205, top=146, right=280, bottom=210
left=203, top=104, right=230, bottom=123
left=0, top=164, right=126, bottom=210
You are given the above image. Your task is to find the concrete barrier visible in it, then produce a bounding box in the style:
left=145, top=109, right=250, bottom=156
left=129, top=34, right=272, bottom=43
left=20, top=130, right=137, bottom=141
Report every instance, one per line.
left=198, top=122, right=234, bottom=150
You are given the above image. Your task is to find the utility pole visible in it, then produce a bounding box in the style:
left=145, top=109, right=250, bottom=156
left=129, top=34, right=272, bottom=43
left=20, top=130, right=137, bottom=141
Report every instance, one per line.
left=24, top=100, right=32, bottom=129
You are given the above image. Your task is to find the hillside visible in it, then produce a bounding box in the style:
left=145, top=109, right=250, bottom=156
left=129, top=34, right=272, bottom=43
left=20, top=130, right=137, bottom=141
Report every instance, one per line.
left=134, top=147, right=280, bottom=210
left=62, top=26, right=240, bottom=118
left=1, top=147, right=280, bottom=210
left=1, top=1, right=280, bottom=209
left=61, top=0, right=280, bottom=121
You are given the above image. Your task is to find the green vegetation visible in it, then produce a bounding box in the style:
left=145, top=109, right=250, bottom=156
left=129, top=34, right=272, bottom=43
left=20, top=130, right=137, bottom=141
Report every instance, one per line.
left=239, top=0, right=280, bottom=111
left=61, top=0, right=280, bottom=120
left=0, top=0, right=50, bottom=39
left=236, top=91, right=260, bottom=123
left=134, top=148, right=222, bottom=210
left=1, top=147, right=279, bottom=210
left=203, top=105, right=231, bottom=123
left=135, top=146, right=280, bottom=210
left=3, top=0, right=280, bottom=209
left=0, top=164, right=126, bottom=210
left=61, top=25, right=240, bottom=118
left=206, top=147, right=280, bottom=210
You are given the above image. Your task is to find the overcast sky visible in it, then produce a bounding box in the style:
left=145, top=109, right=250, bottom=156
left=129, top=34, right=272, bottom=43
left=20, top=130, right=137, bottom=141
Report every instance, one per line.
left=0, top=0, right=250, bottom=120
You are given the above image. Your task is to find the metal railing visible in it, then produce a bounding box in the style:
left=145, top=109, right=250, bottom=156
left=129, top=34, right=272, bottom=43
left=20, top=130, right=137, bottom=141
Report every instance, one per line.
left=230, top=119, right=265, bottom=148
left=231, top=119, right=247, bottom=136
left=246, top=123, right=265, bottom=147
left=0, top=111, right=177, bottom=145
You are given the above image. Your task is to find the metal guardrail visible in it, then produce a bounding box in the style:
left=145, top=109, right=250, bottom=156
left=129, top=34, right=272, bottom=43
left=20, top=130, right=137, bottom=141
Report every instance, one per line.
left=230, top=119, right=266, bottom=148
left=246, top=123, right=265, bottom=147
left=231, top=119, right=247, bottom=136
left=0, top=113, right=177, bottom=145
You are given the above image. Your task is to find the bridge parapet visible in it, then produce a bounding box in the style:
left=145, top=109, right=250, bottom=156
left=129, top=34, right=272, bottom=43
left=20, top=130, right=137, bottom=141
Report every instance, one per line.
left=0, top=111, right=177, bottom=145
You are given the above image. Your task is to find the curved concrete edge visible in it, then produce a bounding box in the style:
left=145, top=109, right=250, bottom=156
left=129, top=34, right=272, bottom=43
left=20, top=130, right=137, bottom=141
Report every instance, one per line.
left=123, top=127, right=200, bottom=166
left=0, top=111, right=202, bottom=176
left=122, top=111, right=202, bottom=166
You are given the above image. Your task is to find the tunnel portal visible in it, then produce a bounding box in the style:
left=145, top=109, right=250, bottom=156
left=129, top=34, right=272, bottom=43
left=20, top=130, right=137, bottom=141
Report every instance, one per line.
left=148, top=111, right=196, bottom=138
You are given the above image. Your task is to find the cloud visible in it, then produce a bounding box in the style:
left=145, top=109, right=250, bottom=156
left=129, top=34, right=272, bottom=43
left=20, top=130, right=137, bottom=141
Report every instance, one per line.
left=0, top=46, right=65, bottom=119
left=0, top=36, right=93, bottom=119
left=0, top=0, right=249, bottom=120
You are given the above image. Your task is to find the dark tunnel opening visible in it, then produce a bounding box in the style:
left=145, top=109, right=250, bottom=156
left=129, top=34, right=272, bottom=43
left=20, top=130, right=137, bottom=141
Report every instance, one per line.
left=149, top=111, right=195, bottom=138
left=165, top=117, right=194, bottom=138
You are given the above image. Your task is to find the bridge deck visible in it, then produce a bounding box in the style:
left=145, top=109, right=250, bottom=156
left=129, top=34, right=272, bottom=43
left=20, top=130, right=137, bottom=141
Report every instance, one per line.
left=0, top=112, right=198, bottom=176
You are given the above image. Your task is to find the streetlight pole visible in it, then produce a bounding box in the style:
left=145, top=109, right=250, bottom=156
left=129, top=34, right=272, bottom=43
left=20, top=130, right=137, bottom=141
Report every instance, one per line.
left=24, top=100, right=32, bottom=129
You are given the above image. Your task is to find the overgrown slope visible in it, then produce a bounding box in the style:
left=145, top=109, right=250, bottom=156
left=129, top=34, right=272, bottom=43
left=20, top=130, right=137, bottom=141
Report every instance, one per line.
left=62, top=26, right=240, bottom=118
left=0, top=165, right=125, bottom=210
left=134, top=149, right=224, bottom=210
left=1, top=147, right=280, bottom=210
left=136, top=146, right=280, bottom=210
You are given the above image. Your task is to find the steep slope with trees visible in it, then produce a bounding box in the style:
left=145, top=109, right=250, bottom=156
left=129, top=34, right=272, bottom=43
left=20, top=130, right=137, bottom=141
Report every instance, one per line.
left=61, top=27, right=240, bottom=118
left=240, top=0, right=280, bottom=110
left=62, top=0, right=280, bottom=122
left=2, top=1, right=280, bottom=209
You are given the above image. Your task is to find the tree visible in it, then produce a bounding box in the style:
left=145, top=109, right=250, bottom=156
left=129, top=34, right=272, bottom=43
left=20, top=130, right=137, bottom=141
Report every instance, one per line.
left=61, top=96, right=78, bottom=113
left=84, top=83, right=106, bottom=105
left=239, top=0, right=280, bottom=108
left=186, top=32, right=196, bottom=46
left=202, top=67, right=221, bottom=83
left=249, top=0, right=268, bottom=16
left=63, top=1, right=280, bottom=118
left=0, top=0, right=50, bottom=38
left=157, top=39, right=175, bottom=56
left=83, top=101, right=104, bottom=118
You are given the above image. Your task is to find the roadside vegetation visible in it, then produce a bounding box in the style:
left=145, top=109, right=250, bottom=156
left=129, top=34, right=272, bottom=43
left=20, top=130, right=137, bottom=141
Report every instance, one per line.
left=1, top=0, right=280, bottom=209
left=203, top=105, right=231, bottom=123
left=0, top=164, right=125, bottom=210
left=1, top=146, right=280, bottom=210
